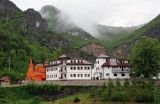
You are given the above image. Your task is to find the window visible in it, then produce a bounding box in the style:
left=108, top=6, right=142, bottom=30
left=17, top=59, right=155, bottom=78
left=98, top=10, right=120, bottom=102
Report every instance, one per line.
left=78, top=67, right=80, bottom=70
left=81, top=67, right=83, bottom=70
left=106, top=73, right=110, bottom=76
left=74, top=74, right=76, bottom=77
left=47, top=75, right=49, bottom=78
left=52, top=75, right=53, bottom=78
left=78, top=74, right=80, bottom=77
left=122, top=73, right=125, bottom=77
left=65, top=67, right=67, bottom=70
left=64, top=74, right=66, bottom=77
left=88, top=74, right=90, bottom=77
left=70, top=74, right=72, bottom=77
left=88, top=67, right=90, bottom=70
left=81, top=74, right=83, bottom=77
left=114, top=73, right=117, bottom=76
left=71, top=67, right=73, bottom=70
left=85, top=74, right=87, bottom=77
left=108, top=66, right=110, bottom=68
left=74, top=60, right=76, bottom=63
left=98, top=61, right=99, bottom=64
left=85, top=67, right=86, bottom=70
left=74, top=67, right=76, bottom=70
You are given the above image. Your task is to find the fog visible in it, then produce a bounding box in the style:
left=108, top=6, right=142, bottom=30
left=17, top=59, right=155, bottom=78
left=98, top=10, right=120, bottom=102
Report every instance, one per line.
left=10, top=0, right=160, bottom=35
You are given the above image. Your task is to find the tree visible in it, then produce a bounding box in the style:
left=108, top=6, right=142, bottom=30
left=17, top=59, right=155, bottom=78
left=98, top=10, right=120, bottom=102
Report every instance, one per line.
left=129, top=36, right=160, bottom=78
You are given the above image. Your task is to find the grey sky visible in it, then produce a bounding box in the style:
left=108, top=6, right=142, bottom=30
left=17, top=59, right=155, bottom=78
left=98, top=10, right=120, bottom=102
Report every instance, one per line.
left=10, top=0, right=160, bottom=27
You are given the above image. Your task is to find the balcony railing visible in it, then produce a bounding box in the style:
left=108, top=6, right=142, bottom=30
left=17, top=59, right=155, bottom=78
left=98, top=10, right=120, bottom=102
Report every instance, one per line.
left=59, top=69, right=67, bottom=73
left=112, top=68, right=130, bottom=72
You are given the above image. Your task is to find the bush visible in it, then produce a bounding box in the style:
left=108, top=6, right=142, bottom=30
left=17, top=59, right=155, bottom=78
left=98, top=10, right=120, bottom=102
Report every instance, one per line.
left=124, top=78, right=130, bottom=87
left=135, top=89, right=154, bottom=102
left=74, top=97, right=80, bottom=102
left=116, top=78, right=121, bottom=86
left=90, top=87, right=96, bottom=98
left=111, top=91, right=129, bottom=101
left=154, top=87, right=160, bottom=104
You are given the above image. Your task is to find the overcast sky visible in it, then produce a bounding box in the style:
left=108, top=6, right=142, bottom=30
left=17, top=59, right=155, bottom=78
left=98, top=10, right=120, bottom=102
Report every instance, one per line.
left=10, top=0, right=160, bottom=27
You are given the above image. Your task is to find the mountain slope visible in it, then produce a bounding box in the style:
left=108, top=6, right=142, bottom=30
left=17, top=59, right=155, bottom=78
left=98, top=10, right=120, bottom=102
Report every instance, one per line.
left=94, top=24, right=142, bottom=42
left=39, top=5, right=93, bottom=40
left=110, top=14, right=160, bottom=58
left=0, top=0, right=97, bottom=82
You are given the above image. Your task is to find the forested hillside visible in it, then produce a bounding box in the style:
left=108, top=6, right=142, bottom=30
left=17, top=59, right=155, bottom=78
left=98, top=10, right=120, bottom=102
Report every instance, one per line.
left=0, top=0, right=97, bottom=82
left=110, top=13, right=160, bottom=58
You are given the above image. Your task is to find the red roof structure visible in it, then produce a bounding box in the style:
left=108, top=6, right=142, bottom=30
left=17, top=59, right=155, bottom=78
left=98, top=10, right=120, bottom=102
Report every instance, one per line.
left=0, top=77, right=10, bottom=81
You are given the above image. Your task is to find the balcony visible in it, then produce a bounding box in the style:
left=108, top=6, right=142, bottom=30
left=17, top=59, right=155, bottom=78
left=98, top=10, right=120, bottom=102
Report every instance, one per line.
left=59, top=69, right=67, bottom=73
left=112, top=68, right=130, bottom=73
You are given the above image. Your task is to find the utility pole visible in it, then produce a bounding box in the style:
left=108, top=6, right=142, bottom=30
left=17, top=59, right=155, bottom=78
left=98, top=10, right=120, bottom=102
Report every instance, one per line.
left=9, top=57, right=10, bottom=71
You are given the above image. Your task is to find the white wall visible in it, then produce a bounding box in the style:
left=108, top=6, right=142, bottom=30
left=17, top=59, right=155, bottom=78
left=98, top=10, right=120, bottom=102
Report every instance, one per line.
left=103, top=67, right=130, bottom=79
left=46, top=64, right=92, bottom=80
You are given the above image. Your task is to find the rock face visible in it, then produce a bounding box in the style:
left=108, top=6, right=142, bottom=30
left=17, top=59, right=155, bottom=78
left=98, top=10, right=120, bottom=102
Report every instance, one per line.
left=40, top=5, right=93, bottom=40
left=21, top=9, right=48, bottom=33
left=0, top=0, right=21, bottom=19
left=81, top=43, right=107, bottom=56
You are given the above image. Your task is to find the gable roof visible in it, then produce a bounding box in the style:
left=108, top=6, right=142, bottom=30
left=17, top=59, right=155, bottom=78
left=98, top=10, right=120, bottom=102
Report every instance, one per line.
left=0, top=77, right=10, bottom=81
left=58, top=55, right=70, bottom=59
left=97, top=54, right=110, bottom=58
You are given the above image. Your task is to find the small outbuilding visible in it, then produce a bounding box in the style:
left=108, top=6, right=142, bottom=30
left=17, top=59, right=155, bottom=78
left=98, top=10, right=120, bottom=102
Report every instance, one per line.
left=0, top=77, right=11, bottom=86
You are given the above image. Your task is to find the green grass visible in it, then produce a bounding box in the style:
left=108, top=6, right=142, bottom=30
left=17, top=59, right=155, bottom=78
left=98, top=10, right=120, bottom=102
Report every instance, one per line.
left=48, top=93, right=153, bottom=104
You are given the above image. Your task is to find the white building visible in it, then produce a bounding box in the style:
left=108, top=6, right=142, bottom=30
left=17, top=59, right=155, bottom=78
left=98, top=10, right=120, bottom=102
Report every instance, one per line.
left=46, top=55, right=93, bottom=80
left=92, top=54, right=131, bottom=80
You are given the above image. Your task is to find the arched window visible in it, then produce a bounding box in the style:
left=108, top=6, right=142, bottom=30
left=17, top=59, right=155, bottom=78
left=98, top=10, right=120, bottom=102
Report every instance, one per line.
left=114, top=73, right=117, bottom=76
left=122, top=73, right=125, bottom=77
left=106, top=73, right=110, bottom=76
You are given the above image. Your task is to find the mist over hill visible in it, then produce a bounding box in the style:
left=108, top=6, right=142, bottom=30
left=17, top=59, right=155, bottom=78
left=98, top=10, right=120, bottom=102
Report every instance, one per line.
left=39, top=5, right=143, bottom=42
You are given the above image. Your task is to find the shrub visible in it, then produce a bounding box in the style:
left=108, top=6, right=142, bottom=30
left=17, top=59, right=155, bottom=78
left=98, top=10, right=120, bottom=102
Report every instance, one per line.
left=124, top=78, right=130, bottom=87
left=135, top=89, right=154, bottom=102
left=154, top=87, right=160, bottom=104
left=102, top=90, right=109, bottom=101
left=116, top=78, right=121, bottom=86
left=111, top=90, right=129, bottom=101
left=90, top=87, right=96, bottom=98
left=108, top=80, right=114, bottom=88
left=131, top=79, right=136, bottom=85
left=74, top=97, right=80, bottom=102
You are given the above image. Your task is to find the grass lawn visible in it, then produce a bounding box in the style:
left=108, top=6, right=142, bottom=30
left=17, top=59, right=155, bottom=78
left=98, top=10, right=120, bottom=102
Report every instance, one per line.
left=47, top=93, right=153, bottom=104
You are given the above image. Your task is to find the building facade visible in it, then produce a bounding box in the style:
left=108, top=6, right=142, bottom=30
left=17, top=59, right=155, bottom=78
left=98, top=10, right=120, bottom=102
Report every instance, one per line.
left=92, top=54, right=131, bottom=79
left=0, top=77, right=11, bottom=86
left=25, top=59, right=48, bottom=81
left=46, top=55, right=93, bottom=81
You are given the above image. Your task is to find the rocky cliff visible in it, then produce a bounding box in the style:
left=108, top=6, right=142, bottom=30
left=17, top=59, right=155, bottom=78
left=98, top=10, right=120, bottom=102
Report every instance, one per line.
left=39, top=5, right=93, bottom=40
left=81, top=43, right=107, bottom=56
left=0, top=0, right=21, bottom=19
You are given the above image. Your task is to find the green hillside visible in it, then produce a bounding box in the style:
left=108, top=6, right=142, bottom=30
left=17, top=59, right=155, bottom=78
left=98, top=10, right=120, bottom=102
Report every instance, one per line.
left=0, top=0, right=98, bottom=83
left=110, top=14, right=160, bottom=49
